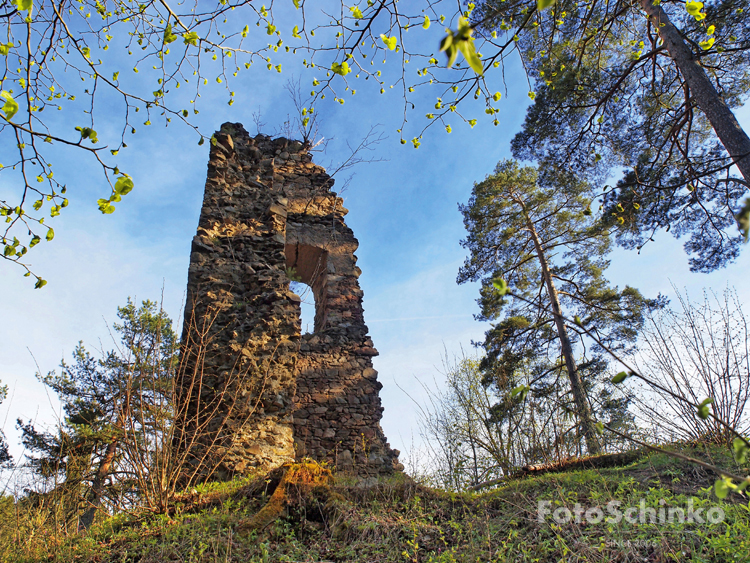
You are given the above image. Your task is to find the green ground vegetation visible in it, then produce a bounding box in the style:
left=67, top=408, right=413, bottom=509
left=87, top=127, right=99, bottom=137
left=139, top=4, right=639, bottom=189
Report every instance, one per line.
left=3, top=444, right=750, bottom=563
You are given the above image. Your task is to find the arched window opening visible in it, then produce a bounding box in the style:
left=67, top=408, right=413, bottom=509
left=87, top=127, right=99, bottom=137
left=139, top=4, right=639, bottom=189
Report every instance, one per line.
left=290, top=280, right=316, bottom=334
left=285, top=243, right=328, bottom=333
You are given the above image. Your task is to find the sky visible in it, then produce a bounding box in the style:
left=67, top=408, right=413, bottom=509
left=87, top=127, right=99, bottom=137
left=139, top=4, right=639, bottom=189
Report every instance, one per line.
left=1, top=2, right=749, bottom=474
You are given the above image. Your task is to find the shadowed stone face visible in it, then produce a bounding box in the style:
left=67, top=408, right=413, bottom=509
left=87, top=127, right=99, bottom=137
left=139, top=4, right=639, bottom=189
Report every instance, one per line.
left=178, top=123, right=401, bottom=479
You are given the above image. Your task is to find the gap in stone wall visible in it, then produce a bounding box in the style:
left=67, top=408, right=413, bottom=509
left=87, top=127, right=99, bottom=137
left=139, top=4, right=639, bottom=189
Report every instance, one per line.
left=290, top=280, right=316, bottom=334
left=285, top=243, right=328, bottom=333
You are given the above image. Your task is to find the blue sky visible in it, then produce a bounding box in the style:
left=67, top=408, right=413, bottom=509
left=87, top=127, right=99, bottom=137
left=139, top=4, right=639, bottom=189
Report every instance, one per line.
left=1, top=3, right=749, bottom=468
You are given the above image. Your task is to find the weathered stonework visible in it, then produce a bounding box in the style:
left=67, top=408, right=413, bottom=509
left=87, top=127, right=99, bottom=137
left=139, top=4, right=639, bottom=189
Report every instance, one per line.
left=179, top=123, right=400, bottom=478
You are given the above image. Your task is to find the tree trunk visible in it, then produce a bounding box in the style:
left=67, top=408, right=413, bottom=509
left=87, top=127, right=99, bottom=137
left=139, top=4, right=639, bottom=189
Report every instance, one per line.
left=78, top=438, right=118, bottom=530
left=641, top=0, right=750, bottom=184
left=79, top=385, right=132, bottom=531
left=525, top=214, right=602, bottom=455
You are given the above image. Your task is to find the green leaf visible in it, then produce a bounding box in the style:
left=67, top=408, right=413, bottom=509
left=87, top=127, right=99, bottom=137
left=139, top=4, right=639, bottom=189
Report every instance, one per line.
left=0, top=43, right=13, bottom=56
left=537, top=0, right=555, bottom=10
left=699, top=37, right=715, bottom=50
left=163, top=23, right=177, bottom=44
left=511, top=385, right=530, bottom=400
left=612, top=371, right=630, bottom=384
left=444, top=43, right=458, bottom=68
left=331, top=61, right=351, bottom=75
left=0, top=91, right=19, bottom=121
left=440, top=33, right=453, bottom=53
left=241, top=24, right=249, bottom=38
left=441, top=18, right=482, bottom=74
left=733, top=437, right=750, bottom=464
left=380, top=34, right=397, bottom=50
left=422, top=16, right=430, bottom=29
left=457, top=38, right=483, bottom=75
left=45, top=227, right=54, bottom=241
left=492, top=277, right=508, bottom=295
left=697, top=397, right=714, bottom=419
left=349, top=6, right=363, bottom=18
left=98, top=201, right=116, bottom=214
left=114, top=175, right=134, bottom=195
left=735, top=197, right=750, bottom=242
left=685, top=0, right=705, bottom=20
left=292, top=0, right=300, bottom=8
left=183, top=31, right=199, bottom=46
left=715, top=478, right=730, bottom=499
left=34, top=278, right=47, bottom=289
left=12, top=0, right=32, bottom=15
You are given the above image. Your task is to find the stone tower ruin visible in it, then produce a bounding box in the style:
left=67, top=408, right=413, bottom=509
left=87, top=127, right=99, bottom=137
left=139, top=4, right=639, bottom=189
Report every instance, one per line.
left=178, top=123, right=400, bottom=479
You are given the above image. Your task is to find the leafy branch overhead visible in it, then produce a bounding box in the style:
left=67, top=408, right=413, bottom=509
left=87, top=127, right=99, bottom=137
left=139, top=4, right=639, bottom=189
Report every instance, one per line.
left=2, top=0, right=749, bottom=286
left=440, top=17, right=483, bottom=75
left=503, top=0, right=750, bottom=270
left=0, top=0, right=571, bottom=285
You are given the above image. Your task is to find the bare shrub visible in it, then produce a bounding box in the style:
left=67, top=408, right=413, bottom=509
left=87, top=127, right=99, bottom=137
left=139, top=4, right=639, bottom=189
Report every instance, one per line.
left=636, top=287, right=750, bottom=444
left=412, top=352, right=565, bottom=490
left=6, top=296, right=269, bottom=542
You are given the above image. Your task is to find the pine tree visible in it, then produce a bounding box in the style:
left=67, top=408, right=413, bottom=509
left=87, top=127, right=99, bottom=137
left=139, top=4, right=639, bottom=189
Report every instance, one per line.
left=19, top=299, right=177, bottom=528
left=459, top=160, right=661, bottom=455
left=0, top=383, right=11, bottom=468
left=481, top=0, right=750, bottom=269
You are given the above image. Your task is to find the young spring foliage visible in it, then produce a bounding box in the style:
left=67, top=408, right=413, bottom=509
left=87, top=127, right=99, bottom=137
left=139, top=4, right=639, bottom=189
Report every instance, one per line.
left=5, top=0, right=748, bottom=285
left=0, top=0, right=534, bottom=284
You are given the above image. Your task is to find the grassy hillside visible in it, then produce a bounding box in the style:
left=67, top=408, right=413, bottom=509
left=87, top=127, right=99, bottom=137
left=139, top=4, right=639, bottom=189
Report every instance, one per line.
left=3, top=444, right=750, bottom=563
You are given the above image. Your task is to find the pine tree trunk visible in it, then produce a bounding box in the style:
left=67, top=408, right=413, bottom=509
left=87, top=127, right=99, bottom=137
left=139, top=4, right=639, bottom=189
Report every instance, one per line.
left=641, top=0, right=750, bottom=184
left=525, top=214, right=602, bottom=455
left=79, top=439, right=118, bottom=530
left=79, top=385, right=132, bottom=531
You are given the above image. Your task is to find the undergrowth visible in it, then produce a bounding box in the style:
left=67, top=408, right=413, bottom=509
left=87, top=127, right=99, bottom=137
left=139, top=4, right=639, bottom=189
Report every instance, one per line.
left=3, top=445, right=750, bottom=563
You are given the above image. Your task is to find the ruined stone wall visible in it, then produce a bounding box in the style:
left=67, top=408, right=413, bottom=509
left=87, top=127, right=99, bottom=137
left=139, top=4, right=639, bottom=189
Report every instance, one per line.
left=179, top=123, right=400, bottom=478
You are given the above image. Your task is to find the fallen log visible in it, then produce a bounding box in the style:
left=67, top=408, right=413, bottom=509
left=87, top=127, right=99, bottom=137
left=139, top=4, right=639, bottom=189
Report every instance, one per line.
left=468, top=448, right=648, bottom=491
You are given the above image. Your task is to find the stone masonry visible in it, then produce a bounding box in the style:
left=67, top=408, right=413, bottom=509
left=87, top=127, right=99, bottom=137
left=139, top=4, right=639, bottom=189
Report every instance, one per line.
left=178, top=122, right=401, bottom=479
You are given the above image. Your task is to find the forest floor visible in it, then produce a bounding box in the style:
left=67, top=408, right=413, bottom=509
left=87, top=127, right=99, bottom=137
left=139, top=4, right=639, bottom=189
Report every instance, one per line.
left=4, top=443, right=750, bottom=563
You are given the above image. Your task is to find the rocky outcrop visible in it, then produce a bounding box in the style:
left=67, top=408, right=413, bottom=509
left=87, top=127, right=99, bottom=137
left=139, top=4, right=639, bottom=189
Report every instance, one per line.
left=178, top=123, right=400, bottom=480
